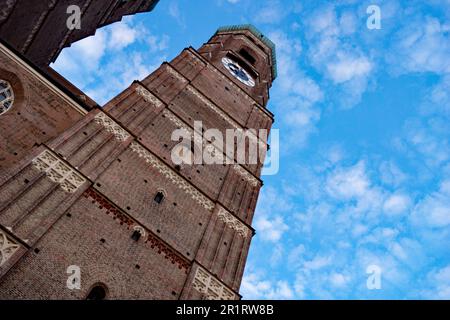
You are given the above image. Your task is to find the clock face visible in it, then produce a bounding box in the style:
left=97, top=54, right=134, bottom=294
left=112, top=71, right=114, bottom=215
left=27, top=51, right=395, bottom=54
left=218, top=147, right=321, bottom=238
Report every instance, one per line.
left=221, top=57, right=255, bottom=87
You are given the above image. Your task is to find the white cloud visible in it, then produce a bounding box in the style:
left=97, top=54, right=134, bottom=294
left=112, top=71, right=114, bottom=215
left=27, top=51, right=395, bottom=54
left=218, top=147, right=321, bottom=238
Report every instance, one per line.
left=352, top=224, right=369, bottom=237
left=168, top=2, right=186, bottom=28
left=434, top=265, right=450, bottom=283
left=326, top=161, right=370, bottom=200
left=267, top=30, right=323, bottom=147
left=53, top=28, right=107, bottom=74
left=412, top=180, right=450, bottom=228
left=405, top=119, right=450, bottom=167
left=339, top=11, right=357, bottom=35
left=379, top=161, right=408, bottom=187
left=241, top=272, right=295, bottom=299
left=426, top=201, right=450, bottom=227
left=304, top=5, right=374, bottom=108
left=330, top=272, right=350, bottom=287
left=360, top=227, right=399, bottom=245
left=326, top=54, right=372, bottom=84
left=147, top=34, right=170, bottom=52
left=304, top=255, right=332, bottom=270
left=383, top=194, right=411, bottom=215
left=420, top=75, right=450, bottom=117
left=422, top=265, right=450, bottom=299
left=74, top=30, right=107, bottom=64
left=52, top=18, right=169, bottom=105
left=254, top=1, right=285, bottom=24
left=254, top=216, right=289, bottom=242
left=108, top=22, right=138, bottom=50
left=287, top=244, right=306, bottom=269
left=391, top=17, right=450, bottom=74
left=270, top=244, right=284, bottom=266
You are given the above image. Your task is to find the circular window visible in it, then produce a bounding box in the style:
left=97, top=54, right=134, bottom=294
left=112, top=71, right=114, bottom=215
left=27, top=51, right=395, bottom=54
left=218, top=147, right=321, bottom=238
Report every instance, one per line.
left=0, top=80, right=14, bottom=115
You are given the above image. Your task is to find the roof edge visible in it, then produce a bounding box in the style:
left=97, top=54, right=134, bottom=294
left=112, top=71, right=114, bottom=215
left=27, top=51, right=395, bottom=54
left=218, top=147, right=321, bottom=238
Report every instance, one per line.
left=215, top=24, right=277, bottom=80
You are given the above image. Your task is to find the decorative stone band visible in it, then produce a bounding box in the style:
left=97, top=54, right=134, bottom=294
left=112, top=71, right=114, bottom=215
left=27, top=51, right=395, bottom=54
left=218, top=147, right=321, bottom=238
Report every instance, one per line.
left=83, top=188, right=190, bottom=272
left=129, top=142, right=215, bottom=211
left=163, top=109, right=221, bottom=159
left=31, top=149, right=86, bottom=193
left=163, top=108, right=261, bottom=186
left=217, top=207, right=250, bottom=238
left=192, top=265, right=236, bottom=300
left=166, top=64, right=188, bottom=84
left=93, top=112, right=130, bottom=142
left=186, top=85, right=240, bottom=129
left=0, top=229, right=20, bottom=267
left=146, top=233, right=190, bottom=272
left=233, top=164, right=259, bottom=187
left=135, top=84, right=163, bottom=108
left=84, top=188, right=135, bottom=228
left=163, top=109, right=191, bottom=132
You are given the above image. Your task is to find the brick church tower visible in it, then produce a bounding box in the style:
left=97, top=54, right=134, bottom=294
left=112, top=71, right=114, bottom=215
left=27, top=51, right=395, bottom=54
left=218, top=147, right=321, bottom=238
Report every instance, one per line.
left=0, top=24, right=276, bottom=299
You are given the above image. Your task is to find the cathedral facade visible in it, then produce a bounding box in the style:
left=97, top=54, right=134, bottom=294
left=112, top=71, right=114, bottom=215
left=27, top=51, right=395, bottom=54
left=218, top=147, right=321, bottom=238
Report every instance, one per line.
left=0, top=2, right=276, bottom=299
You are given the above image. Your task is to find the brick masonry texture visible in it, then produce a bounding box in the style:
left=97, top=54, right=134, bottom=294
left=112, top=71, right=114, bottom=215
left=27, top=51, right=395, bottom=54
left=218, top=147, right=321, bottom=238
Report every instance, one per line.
left=0, top=47, right=85, bottom=174
left=0, top=0, right=159, bottom=67
left=0, top=26, right=274, bottom=299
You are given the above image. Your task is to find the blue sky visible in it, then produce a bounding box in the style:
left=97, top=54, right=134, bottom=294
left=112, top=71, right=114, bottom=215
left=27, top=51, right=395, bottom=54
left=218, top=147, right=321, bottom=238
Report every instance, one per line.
left=52, top=0, right=450, bottom=299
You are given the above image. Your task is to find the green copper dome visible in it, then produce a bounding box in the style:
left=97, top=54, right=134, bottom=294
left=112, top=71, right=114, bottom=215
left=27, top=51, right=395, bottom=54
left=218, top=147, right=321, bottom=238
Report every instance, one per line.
left=216, top=24, right=277, bottom=80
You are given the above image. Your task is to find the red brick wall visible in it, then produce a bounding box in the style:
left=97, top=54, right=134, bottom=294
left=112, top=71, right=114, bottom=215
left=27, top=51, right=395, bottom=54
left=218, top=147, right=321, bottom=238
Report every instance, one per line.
left=0, top=48, right=84, bottom=178
left=0, top=187, right=188, bottom=299
left=0, top=29, right=274, bottom=300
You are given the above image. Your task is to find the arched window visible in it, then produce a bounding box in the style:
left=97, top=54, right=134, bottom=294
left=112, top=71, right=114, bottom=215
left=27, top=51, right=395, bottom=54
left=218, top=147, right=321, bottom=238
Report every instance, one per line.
left=239, top=48, right=256, bottom=65
left=154, top=191, right=164, bottom=204
left=86, top=284, right=107, bottom=300
left=0, top=80, right=14, bottom=115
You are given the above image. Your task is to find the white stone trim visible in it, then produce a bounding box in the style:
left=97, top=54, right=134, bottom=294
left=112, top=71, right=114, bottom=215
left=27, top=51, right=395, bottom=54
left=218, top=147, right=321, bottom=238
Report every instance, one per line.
left=217, top=207, right=249, bottom=238
left=163, top=108, right=262, bottom=183
left=31, top=149, right=86, bottom=193
left=192, top=265, right=236, bottom=300
left=166, top=64, right=188, bottom=83
left=129, top=142, right=214, bottom=211
left=233, top=164, right=259, bottom=187
left=135, top=85, right=163, bottom=108
left=93, top=112, right=130, bottom=142
left=163, top=109, right=191, bottom=132
left=0, top=229, right=20, bottom=267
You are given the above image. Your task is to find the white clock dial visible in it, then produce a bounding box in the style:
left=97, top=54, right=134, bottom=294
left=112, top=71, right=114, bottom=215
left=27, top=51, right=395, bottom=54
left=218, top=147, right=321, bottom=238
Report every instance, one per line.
left=221, top=57, right=255, bottom=87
